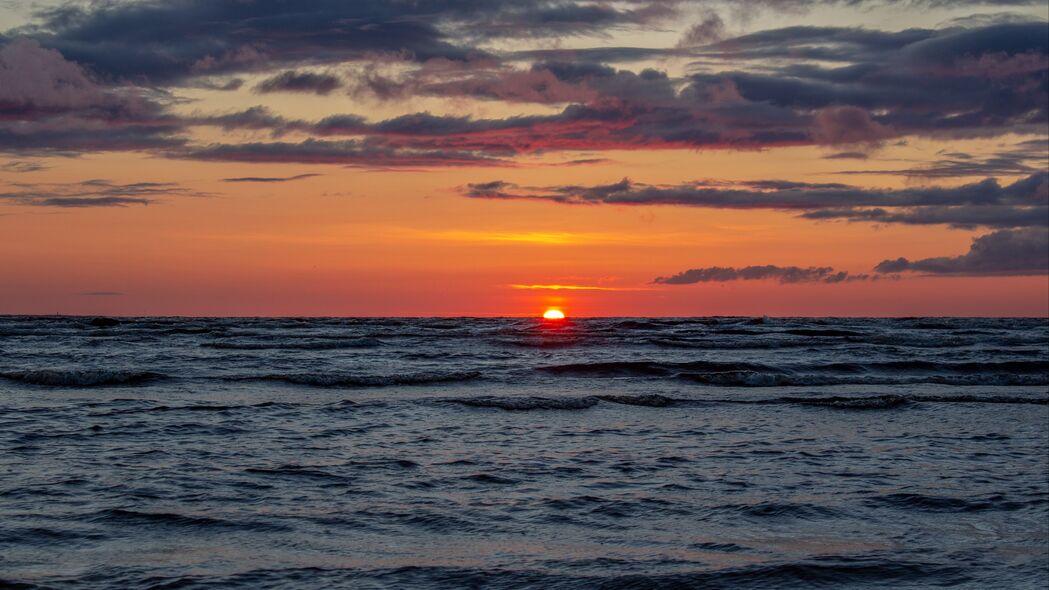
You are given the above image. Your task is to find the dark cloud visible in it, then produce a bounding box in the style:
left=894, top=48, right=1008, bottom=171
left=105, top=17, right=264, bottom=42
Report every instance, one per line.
left=678, top=10, right=726, bottom=47
left=465, top=172, right=1049, bottom=229
left=189, top=77, right=245, bottom=91
left=254, top=70, right=342, bottom=95
left=0, top=179, right=209, bottom=208
left=801, top=204, right=1049, bottom=230
left=179, top=138, right=507, bottom=168
left=836, top=139, right=1048, bottom=179
left=874, top=227, right=1049, bottom=275
left=222, top=173, right=322, bottom=183
left=823, top=151, right=870, bottom=160
left=653, top=265, right=873, bottom=284
left=0, top=37, right=183, bottom=154
left=15, top=1, right=684, bottom=84
left=688, top=23, right=1047, bottom=139
left=332, top=21, right=1048, bottom=154
left=0, top=6, right=1043, bottom=164
left=467, top=172, right=1049, bottom=222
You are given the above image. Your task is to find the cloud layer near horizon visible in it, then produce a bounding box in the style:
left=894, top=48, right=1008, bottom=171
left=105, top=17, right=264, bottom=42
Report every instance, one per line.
left=465, top=172, right=1049, bottom=230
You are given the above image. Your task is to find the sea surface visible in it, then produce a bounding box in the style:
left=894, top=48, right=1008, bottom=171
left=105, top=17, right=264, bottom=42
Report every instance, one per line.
left=1, top=316, right=1047, bottom=589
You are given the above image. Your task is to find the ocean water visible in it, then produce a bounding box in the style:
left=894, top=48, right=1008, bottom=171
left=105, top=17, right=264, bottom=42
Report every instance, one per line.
left=1, top=315, right=1047, bottom=589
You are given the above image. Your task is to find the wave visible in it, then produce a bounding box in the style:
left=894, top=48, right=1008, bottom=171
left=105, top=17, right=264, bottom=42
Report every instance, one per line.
left=29, top=559, right=965, bottom=590
left=91, top=508, right=288, bottom=531
left=595, top=394, right=676, bottom=407
left=445, top=392, right=1048, bottom=412
left=463, top=473, right=519, bottom=485
left=88, top=401, right=297, bottom=416
left=718, top=501, right=844, bottom=519
left=233, top=370, right=481, bottom=388
left=538, top=359, right=1049, bottom=386
left=781, top=328, right=866, bottom=337
left=865, top=493, right=1038, bottom=513
left=730, top=394, right=1046, bottom=407
left=445, top=396, right=598, bottom=411
left=646, top=337, right=823, bottom=350
left=0, top=369, right=164, bottom=387
left=202, top=337, right=384, bottom=350
left=540, top=360, right=774, bottom=378
left=244, top=465, right=350, bottom=482
left=490, top=337, right=587, bottom=349
left=778, top=395, right=909, bottom=409
left=911, top=394, right=1048, bottom=405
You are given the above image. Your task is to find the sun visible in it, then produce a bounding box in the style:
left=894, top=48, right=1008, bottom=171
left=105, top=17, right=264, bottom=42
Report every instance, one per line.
left=542, top=309, right=566, bottom=320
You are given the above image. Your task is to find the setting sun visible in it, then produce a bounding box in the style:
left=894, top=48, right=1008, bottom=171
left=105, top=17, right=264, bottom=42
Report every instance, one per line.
left=542, top=309, right=566, bottom=320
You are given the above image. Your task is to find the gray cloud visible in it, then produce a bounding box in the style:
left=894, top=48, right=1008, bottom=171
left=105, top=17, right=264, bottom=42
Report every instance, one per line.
left=654, top=265, right=873, bottom=284
left=0, top=38, right=183, bottom=154
left=254, top=71, right=342, bottom=95
left=0, top=179, right=209, bottom=208
left=222, top=173, right=322, bottom=183
left=0, top=5, right=1043, bottom=165
left=678, top=10, right=726, bottom=47
left=836, top=139, right=1048, bottom=179
left=0, top=160, right=48, bottom=172
left=465, top=172, right=1049, bottom=229
left=179, top=138, right=507, bottom=168
left=875, top=228, right=1049, bottom=275
left=15, top=1, right=684, bottom=84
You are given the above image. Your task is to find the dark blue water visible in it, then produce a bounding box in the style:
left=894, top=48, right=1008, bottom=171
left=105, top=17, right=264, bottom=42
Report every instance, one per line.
left=1, top=316, right=1047, bottom=589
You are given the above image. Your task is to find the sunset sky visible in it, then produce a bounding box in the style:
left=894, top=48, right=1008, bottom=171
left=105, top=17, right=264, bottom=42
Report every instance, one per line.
left=1, top=0, right=1046, bottom=316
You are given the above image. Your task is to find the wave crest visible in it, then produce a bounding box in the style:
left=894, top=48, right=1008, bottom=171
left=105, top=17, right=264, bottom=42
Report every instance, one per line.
left=0, top=369, right=164, bottom=387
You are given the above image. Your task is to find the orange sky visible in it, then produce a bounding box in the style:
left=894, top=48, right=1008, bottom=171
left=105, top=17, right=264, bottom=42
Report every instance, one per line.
left=1, top=2, right=1047, bottom=316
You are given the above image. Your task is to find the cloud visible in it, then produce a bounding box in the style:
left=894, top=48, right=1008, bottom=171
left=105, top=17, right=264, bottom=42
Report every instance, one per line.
left=0, top=179, right=209, bottom=208
left=80, top=291, right=124, bottom=296
left=0, top=38, right=126, bottom=119
left=0, top=38, right=182, bottom=154
left=811, top=105, right=893, bottom=147
left=510, top=284, right=637, bottom=291
left=874, top=228, right=1049, bottom=275
left=254, top=70, right=342, bottom=95
left=222, top=173, right=322, bottom=183
left=0, top=160, right=48, bottom=172
left=654, top=265, right=873, bottom=284
left=0, top=7, right=1044, bottom=164
left=464, top=172, right=1049, bottom=229
left=836, top=139, right=1048, bottom=178
left=280, top=21, right=1048, bottom=157
left=801, top=204, right=1049, bottom=229
left=678, top=10, right=726, bottom=47
left=17, top=1, right=684, bottom=84
left=179, top=138, right=507, bottom=168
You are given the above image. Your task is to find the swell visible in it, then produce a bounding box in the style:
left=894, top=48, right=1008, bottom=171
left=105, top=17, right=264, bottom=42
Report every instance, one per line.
left=231, top=370, right=481, bottom=388
left=42, top=559, right=965, bottom=589
left=539, top=359, right=1049, bottom=386
left=89, top=508, right=288, bottom=531
left=865, top=492, right=1044, bottom=512
left=0, top=369, right=165, bottom=387
left=202, top=337, right=384, bottom=350
left=442, top=393, right=1047, bottom=411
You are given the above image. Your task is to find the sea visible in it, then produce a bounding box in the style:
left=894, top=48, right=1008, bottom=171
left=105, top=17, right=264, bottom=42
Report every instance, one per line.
left=1, top=316, right=1047, bottom=589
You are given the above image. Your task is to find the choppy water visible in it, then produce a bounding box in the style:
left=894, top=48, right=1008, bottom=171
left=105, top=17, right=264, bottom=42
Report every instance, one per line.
left=1, top=316, right=1047, bottom=589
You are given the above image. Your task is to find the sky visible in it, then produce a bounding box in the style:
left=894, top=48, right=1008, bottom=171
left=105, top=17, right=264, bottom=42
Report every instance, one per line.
left=0, top=0, right=1047, bottom=317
